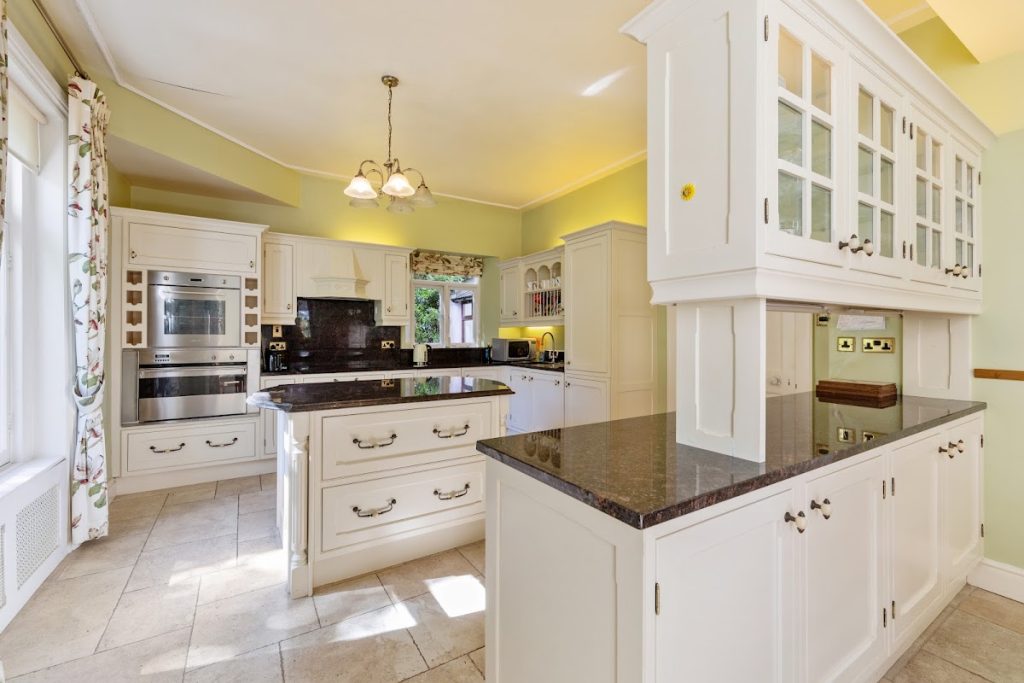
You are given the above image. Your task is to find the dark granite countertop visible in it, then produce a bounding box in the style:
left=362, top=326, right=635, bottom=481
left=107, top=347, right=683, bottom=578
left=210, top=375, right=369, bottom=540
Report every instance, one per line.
left=249, top=376, right=513, bottom=412
left=262, top=360, right=563, bottom=376
left=476, top=393, right=985, bottom=530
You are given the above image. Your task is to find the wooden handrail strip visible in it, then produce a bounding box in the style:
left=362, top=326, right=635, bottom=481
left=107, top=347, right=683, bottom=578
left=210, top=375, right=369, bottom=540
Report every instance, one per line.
left=974, top=369, right=1024, bottom=381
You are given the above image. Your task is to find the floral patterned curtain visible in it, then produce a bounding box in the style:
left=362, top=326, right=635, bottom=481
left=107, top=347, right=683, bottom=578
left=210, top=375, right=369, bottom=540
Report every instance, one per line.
left=410, top=249, right=484, bottom=277
left=0, top=0, right=8, bottom=260
left=67, top=77, right=110, bottom=543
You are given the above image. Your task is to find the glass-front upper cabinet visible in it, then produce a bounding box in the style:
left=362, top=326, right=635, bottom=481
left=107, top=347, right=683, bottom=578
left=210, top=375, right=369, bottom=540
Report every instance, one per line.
left=951, top=143, right=981, bottom=291
left=908, top=104, right=950, bottom=286
left=849, top=61, right=903, bottom=278
left=768, top=6, right=845, bottom=266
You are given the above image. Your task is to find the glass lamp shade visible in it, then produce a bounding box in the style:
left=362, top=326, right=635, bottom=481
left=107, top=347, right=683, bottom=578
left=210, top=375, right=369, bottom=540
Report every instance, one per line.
left=344, top=173, right=378, bottom=199
left=348, top=197, right=379, bottom=209
left=381, top=171, right=416, bottom=197
left=409, top=181, right=437, bottom=207
left=387, top=196, right=415, bottom=214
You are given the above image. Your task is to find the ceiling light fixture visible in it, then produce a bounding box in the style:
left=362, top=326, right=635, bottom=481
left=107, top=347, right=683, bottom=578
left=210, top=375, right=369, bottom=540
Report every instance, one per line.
left=344, top=75, right=436, bottom=211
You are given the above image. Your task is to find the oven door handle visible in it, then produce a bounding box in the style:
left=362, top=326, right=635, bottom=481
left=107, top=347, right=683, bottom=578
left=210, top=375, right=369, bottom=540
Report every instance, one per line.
left=138, top=366, right=246, bottom=379
left=151, top=285, right=237, bottom=300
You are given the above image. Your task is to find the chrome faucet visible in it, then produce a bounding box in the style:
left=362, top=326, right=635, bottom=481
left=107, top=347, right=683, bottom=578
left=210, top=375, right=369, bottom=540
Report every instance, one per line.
left=540, top=331, right=556, bottom=362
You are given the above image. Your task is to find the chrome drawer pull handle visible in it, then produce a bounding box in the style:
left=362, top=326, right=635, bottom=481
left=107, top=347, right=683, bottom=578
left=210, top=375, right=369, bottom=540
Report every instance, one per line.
left=149, top=442, right=185, bottom=454
left=353, top=433, right=397, bottom=449
left=433, top=424, right=470, bottom=439
left=352, top=498, right=397, bottom=518
left=434, top=483, right=471, bottom=501
left=206, top=437, right=239, bottom=448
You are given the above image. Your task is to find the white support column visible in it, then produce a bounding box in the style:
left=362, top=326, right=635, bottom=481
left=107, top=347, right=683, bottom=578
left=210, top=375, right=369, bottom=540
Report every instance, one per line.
left=675, top=298, right=766, bottom=461
left=281, top=411, right=312, bottom=597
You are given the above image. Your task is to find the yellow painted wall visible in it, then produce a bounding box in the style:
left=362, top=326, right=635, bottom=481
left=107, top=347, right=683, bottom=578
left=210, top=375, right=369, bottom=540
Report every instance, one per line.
left=520, top=161, right=647, bottom=253
left=108, top=165, right=131, bottom=207
left=971, top=128, right=1024, bottom=569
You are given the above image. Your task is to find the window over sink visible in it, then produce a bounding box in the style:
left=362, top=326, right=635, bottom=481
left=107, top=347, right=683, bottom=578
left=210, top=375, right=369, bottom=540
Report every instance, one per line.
left=411, top=274, right=479, bottom=347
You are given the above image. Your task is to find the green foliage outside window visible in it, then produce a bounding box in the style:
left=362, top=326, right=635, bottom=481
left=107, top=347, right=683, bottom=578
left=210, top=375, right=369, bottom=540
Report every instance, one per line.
left=414, top=286, right=441, bottom=344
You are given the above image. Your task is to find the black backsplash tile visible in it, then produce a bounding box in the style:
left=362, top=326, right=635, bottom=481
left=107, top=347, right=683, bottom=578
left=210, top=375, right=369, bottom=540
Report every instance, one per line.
left=261, top=298, right=487, bottom=374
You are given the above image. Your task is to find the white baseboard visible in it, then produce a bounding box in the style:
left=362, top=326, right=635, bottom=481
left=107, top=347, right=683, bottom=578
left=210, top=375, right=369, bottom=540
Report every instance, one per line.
left=969, top=558, right=1024, bottom=603
left=111, top=458, right=276, bottom=497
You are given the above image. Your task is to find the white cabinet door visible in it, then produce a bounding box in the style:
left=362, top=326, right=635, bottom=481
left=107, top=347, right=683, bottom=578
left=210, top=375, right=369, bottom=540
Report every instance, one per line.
left=563, top=375, right=608, bottom=428
left=950, top=143, right=982, bottom=292
left=382, top=253, right=410, bottom=324
left=655, top=488, right=798, bottom=683
left=942, top=419, right=983, bottom=582
left=803, top=455, right=888, bottom=682
left=565, top=234, right=610, bottom=374
left=529, top=371, right=565, bottom=431
left=505, top=371, right=533, bottom=433
left=499, top=263, right=521, bottom=324
left=891, top=431, right=943, bottom=646
left=260, top=376, right=297, bottom=457
left=127, top=222, right=258, bottom=274
left=262, top=240, right=295, bottom=323
left=906, top=102, right=951, bottom=287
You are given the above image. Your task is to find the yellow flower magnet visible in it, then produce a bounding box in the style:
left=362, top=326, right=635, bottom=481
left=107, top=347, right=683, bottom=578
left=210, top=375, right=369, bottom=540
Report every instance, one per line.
left=680, top=183, right=696, bottom=201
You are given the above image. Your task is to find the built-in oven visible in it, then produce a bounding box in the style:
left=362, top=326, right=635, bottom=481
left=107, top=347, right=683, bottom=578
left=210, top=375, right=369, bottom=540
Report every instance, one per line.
left=148, top=271, right=241, bottom=348
left=122, top=348, right=259, bottom=425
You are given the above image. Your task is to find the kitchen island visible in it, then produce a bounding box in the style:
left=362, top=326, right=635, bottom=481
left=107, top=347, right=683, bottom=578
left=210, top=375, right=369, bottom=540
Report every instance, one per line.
left=250, top=375, right=512, bottom=596
left=476, top=394, right=985, bottom=683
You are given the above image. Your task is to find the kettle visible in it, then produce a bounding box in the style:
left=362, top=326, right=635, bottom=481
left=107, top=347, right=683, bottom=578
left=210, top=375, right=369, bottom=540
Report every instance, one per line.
left=413, top=343, right=430, bottom=367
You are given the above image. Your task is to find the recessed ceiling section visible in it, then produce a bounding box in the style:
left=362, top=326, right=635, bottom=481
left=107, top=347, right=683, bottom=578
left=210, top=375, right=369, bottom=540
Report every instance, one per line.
left=926, top=0, right=1024, bottom=63
left=863, top=0, right=937, bottom=33
left=57, top=0, right=650, bottom=208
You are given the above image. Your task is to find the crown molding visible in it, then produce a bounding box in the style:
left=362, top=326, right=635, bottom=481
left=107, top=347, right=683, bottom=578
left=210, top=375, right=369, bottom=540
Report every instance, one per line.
left=72, top=0, right=642, bottom=212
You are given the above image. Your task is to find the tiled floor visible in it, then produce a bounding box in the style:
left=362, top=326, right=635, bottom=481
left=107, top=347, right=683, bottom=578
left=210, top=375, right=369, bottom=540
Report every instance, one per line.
left=0, top=475, right=486, bottom=682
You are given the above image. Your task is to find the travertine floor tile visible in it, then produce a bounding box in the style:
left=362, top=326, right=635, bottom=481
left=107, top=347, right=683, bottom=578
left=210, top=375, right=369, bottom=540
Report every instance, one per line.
left=97, top=577, right=200, bottom=651
left=377, top=549, right=478, bottom=603
left=10, top=627, right=190, bottom=682
left=469, top=647, right=485, bottom=674
left=959, top=588, right=1024, bottom=636
left=0, top=567, right=131, bottom=677
left=892, top=650, right=987, bottom=682
left=217, top=476, right=261, bottom=498
left=199, top=537, right=284, bottom=605
left=145, top=496, right=238, bottom=551
left=183, top=643, right=282, bottom=683
left=110, top=492, right=167, bottom=518
left=238, top=507, right=277, bottom=541
left=403, top=589, right=485, bottom=668
left=313, top=573, right=392, bottom=627
left=924, top=609, right=1024, bottom=682
left=260, top=473, right=277, bottom=491
left=165, top=482, right=218, bottom=506
left=457, top=540, right=485, bottom=576
left=239, top=489, right=276, bottom=515
left=188, top=584, right=318, bottom=669
left=403, top=655, right=483, bottom=682
left=280, top=604, right=427, bottom=683
left=128, top=533, right=238, bottom=592
left=885, top=606, right=955, bottom=679
left=57, top=531, right=148, bottom=580
left=109, top=511, right=158, bottom=536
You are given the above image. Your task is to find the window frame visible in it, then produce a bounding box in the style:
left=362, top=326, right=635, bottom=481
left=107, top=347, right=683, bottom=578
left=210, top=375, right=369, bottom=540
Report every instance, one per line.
left=409, top=276, right=480, bottom=348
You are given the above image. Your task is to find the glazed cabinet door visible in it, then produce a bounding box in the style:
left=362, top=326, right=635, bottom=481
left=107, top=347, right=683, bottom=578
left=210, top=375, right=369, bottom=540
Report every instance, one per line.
left=262, top=239, right=296, bottom=323
left=499, top=263, right=521, bottom=324
left=564, top=233, right=610, bottom=374
left=766, top=3, right=846, bottom=267
left=802, top=455, right=888, bottom=682
left=655, top=488, right=798, bottom=683
left=906, top=103, right=951, bottom=287
left=941, top=418, right=983, bottom=583
left=950, top=143, right=982, bottom=292
left=890, top=430, right=943, bottom=647
left=849, top=59, right=905, bottom=279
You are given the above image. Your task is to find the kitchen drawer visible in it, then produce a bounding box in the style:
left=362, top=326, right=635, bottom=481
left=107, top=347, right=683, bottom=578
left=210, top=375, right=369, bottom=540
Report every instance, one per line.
left=321, top=400, right=494, bottom=479
left=321, top=460, right=484, bottom=552
left=126, top=420, right=257, bottom=473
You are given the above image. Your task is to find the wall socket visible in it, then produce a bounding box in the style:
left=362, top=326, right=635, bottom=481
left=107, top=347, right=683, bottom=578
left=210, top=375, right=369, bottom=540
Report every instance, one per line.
left=836, top=336, right=856, bottom=352
left=381, top=340, right=396, bottom=349
left=272, top=325, right=283, bottom=338
left=862, top=337, right=896, bottom=353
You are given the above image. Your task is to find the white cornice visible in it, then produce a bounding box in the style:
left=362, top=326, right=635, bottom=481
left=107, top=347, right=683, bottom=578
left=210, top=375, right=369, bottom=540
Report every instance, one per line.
left=72, top=0, right=637, bottom=212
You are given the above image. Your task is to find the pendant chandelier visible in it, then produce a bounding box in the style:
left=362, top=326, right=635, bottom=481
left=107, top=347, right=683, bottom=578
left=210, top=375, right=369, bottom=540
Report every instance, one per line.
left=344, top=75, right=436, bottom=213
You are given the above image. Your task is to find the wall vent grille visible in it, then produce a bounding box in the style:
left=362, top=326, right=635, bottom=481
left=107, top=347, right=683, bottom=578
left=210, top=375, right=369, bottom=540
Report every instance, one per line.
left=16, top=486, right=60, bottom=588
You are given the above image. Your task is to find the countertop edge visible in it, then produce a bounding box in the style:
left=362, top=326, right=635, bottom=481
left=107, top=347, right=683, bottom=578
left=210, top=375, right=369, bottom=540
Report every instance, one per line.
left=477, top=401, right=986, bottom=530
left=252, top=386, right=513, bottom=413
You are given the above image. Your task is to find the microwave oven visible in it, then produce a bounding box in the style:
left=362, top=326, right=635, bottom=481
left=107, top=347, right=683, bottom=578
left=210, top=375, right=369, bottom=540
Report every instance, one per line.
left=491, top=338, right=536, bottom=362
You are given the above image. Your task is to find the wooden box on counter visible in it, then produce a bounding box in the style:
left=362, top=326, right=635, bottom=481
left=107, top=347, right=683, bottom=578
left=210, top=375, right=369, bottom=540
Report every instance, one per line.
left=815, top=379, right=899, bottom=408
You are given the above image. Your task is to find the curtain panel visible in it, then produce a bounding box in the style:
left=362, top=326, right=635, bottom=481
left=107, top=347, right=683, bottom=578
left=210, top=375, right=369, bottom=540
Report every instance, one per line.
left=0, top=0, right=8, bottom=260
left=410, top=250, right=484, bottom=278
left=67, top=77, right=110, bottom=543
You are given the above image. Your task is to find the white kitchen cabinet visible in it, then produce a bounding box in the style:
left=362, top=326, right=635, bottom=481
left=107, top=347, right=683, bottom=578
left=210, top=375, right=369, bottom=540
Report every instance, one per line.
left=941, top=418, right=983, bottom=583
left=624, top=0, right=993, bottom=314
left=377, top=252, right=411, bottom=326
left=565, top=232, right=611, bottom=374
left=262, top=237, right=296, bottom=325
left=950, top=143, right=982, bottom=292
left=504, top=371, right=533, bottom=434
left=563, top=374, right=609, bottom=428
left=655, top=487, right=798, bottom=682
left=122, top=417, right=258, bottom=474
left=499, top=261, right=522, bottom=324
left=126, top=220, right=261, bottom=274
left=803, top=454, right=888, bottom=681
left=530, top=371, right=565, bottom=432
left=890, top=430, right=943, bottom=646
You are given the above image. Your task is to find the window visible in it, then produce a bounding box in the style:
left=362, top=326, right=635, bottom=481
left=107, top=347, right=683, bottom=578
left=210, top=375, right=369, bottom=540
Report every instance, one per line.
left=411, top=274, right=479, bottom=347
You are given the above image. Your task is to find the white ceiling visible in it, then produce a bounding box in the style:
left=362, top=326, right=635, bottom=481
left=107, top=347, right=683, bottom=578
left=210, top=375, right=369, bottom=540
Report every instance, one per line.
left=48, top=0, right=650, bottom=208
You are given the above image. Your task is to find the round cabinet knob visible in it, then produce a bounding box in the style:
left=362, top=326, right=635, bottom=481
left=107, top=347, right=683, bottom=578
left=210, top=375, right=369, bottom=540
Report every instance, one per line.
left=130, top=250, right=138, bottom=259
left=953, top=439, right=965, bottom=453
left=211, top=354, right=217, bottom=361
left=946, top=264, right=964, bottom=276
left=286, top=303, right=292, bottom=310
left=784, top=511, right=807, bottom=533
left=939, top=444, right=954, bottom=458
left=861, top=239, right=874, bottom=256
left=810, top=498, right=832, bottom=520
left=229, top=355, right=235, bottom=360
left=249, top=260, right=255, bottom=268
left=838, top=234, right=860, bottom=252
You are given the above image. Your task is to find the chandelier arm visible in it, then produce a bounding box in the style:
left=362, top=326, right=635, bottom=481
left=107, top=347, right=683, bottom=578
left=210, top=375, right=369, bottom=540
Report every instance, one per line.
left=403, top=167, right=426, bottom=185
left=358, top=160, right=385, bottom=182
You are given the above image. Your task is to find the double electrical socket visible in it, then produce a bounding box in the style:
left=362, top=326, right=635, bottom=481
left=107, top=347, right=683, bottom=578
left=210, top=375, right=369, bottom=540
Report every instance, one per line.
left=381, top=340, right=397, bottom=349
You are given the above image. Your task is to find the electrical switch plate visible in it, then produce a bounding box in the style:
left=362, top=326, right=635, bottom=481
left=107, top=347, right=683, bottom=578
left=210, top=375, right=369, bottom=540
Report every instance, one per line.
left=272, top=325, right=283, bottom=337
left=381, top=340, right=396, bottom=349
left=837, top=427, right=856, bottom=443
left=862, top=431, right=881, bottom=443
left=862, top=337, right=896, bottom=353
left=837, top=336, right=856, bottom=352
left=816, top=314, right=831, bottom=327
